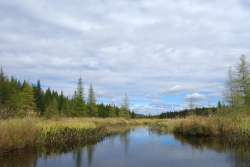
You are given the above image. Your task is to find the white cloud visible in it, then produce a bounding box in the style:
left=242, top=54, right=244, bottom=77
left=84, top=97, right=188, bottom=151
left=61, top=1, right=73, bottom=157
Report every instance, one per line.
left=0, top=0, right=250, bottom=114
left=185, top=93, right=206, bottom=101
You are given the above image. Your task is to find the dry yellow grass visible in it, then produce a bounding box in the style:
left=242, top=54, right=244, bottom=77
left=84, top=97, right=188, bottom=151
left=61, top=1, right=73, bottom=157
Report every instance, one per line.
left=0, top=118, right=38, bottom=151
left=1, top=116, right=250, bottom=153
left=0, top=118, right=160, bottom=153
left=153, top=115, right=250, bottom=145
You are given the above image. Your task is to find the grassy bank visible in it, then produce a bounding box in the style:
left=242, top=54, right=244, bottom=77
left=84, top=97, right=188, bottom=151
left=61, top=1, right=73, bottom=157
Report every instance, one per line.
left=152, top=111, right=250, bottom=145
left=1, top=112, right=250, bottom=154
left=0, top=118, right=159, bottom=154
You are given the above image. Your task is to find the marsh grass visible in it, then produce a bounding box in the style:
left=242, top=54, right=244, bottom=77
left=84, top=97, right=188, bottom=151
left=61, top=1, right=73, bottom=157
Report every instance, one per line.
left=153, top=114, right=250, bottom=145
left=0, top=118, right=38, bottom=152
left=1, top=115, right=250, bottom=153
left=0, top=118, right=159, bottom=153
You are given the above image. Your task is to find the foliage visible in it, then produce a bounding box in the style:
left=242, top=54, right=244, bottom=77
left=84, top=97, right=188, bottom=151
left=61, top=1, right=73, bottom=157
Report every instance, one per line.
left=225, top=55, right=250, bottom=108
left=0, top=69, right=131, bottom=119
left=158, top=107, right=217, bottom=119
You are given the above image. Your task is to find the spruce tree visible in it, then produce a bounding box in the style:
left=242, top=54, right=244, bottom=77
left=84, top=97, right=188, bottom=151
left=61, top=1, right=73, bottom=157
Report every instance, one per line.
left=58, top=91, right=65, bottom=115
left=0, top=66, right=5, bottom=82
left=72, top=77, right=86, bottom=116
left=19, top=81, right=36, bottom=116
left=44, top=97, right=59, bottom=118
left=34, top=80, right=44, bottom=115
left=88, top=84, right=96, bottom=105
left=87, top=84, right=97, bottom=116
left=120, top=94, right=130, bottom=117
left=217, top=101, right=222, bottom=109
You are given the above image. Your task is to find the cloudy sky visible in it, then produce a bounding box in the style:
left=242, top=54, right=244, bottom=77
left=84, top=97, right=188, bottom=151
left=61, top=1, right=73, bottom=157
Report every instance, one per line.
left=1, top=0, right=250, bottom=114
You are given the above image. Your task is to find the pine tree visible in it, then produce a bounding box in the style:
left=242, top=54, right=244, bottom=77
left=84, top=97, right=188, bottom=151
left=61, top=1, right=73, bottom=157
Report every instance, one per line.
left=217, top=101, right=222, bottom=109
left=44, top=97, right=59, bottom=118
left=225, top=67, right=236, bottom=107
left=43, top=88, right=52, bottom=115
left=224, top=55, right=250, bottom=109
left=120, top=94, right=130, bottom=117
left=34, top=80, right=44, bottom=115
left=77, top=77, right=85, bottom=104
left=87, top=84, right=97, bottom=116
left=236, top=55, right=250, bottom=106
left=72, top=77, right=86, bottom=116
left=0, top=66, right=5, bottom=82
left=58, top=91, right=65, bottom=115
left=19, top=81, right=36, bottom=116
left=88, top=84, right=96, bottom=105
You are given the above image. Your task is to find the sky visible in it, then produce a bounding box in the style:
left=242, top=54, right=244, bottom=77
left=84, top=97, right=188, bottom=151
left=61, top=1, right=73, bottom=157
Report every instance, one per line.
left=0, top=0, right=250, bottom=115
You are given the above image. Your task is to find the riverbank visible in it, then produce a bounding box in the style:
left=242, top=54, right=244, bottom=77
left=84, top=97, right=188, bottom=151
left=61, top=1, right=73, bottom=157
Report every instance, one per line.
left=1, top=113, right=250, bottom=154
left=152, top=111, right=250, bottom=145
left=0, top=118, right=159, bottom=154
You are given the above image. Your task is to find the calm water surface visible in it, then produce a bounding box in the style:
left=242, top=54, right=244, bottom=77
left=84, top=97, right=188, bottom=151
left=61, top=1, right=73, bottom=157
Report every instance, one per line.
left=1, top=127, right=250, bottom=167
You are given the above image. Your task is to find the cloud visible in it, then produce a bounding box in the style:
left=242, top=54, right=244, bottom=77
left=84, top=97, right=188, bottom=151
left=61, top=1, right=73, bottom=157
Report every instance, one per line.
left=185, top=93, right=206, bottom=102
left=0, top=0, right=250, bottom=114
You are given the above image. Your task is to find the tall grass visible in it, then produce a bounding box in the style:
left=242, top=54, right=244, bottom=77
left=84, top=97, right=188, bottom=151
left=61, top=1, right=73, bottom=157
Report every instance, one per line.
left=0, top=118, right=38, bottom=152
left=153, top=114, right=250, bottom=145
left=0, top=118, right=159, bottom=153
left=1, top=115, right=250, bottom=154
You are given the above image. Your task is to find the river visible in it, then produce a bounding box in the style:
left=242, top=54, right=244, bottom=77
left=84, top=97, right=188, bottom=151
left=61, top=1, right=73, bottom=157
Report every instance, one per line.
left=1, top=127, right=249, bottom=167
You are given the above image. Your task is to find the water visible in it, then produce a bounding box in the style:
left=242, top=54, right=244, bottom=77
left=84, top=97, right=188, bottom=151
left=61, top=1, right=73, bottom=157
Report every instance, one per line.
left=1, top=127, right=250, bottom=167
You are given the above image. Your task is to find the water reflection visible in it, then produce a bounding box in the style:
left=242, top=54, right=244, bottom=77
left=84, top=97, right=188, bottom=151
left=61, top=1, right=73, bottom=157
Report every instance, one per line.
left=0, top=127, right=249, bottom=167
left=0, top=149, right=37, bottom=167
left=73, top=148, right=82, bottom=167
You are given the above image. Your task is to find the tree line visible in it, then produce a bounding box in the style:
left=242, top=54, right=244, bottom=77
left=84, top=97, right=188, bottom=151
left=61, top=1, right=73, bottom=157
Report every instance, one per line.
left=158, top=107, right=217, bottom=119
left=0, top=69, right=131, bottom=119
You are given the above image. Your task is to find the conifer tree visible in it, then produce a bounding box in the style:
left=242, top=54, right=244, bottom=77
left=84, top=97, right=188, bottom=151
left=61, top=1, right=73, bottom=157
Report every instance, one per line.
left=34, top=80, right=44, bottom=114
left=88, top=84, right=96, bottom=105
left=43, top=88, right=52, bottom=115
left=120, top=94, right=130, bottom=117
left=0, top=66, right=5, bottom=82
left=44, top=97, right=59, bottom=118
left=225, top=67, right=236, bottom=107
left=87, top=84, right=97, bottom=116
left=58, top=91, right=65, bottom=115
left=225, top=55, right=250, bottom=108
left=72, top=77, right=86, bottom=116
left=19, top=81, right=36, bottom=116
left=236, top=55, right=250, bottom=106
left=217, top=101, right=222, bottom=109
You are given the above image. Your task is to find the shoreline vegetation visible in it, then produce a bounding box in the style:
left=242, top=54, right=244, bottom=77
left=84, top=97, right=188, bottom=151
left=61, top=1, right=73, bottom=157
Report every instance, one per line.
left=0, top=118, right=159, bottom=154
left=1, top=55, right=250, bottom=155
left=1, top=112, right=250, bottom=154
left=151, top=111, right=250, bottom=146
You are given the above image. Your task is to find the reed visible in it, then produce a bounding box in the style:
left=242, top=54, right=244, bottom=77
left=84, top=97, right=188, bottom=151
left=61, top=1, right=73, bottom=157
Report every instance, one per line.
left=0, top=118, right=159, bottom=153
left=1, top=115, right=250, bottom=154
left=0, top=118, right=38, bottom=152
left=153, top=114, right=250, bottom=145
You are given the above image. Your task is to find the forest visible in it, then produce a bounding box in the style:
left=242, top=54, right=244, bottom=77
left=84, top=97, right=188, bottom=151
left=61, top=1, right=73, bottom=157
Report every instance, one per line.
left=0, top=70, right=132, bottom=119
